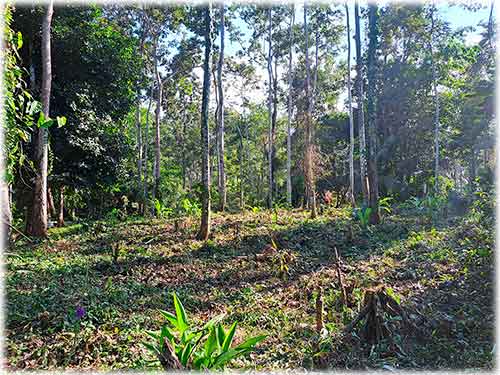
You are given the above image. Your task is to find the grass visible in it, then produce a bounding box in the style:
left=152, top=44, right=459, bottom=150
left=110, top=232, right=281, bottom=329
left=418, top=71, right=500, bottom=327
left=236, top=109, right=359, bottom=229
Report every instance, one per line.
left=5, top=207, right=494, bottom=370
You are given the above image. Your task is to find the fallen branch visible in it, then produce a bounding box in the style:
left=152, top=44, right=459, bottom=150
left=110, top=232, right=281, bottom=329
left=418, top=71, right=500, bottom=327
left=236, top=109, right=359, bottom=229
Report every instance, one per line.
left=1, top=219, right=34, bottom=244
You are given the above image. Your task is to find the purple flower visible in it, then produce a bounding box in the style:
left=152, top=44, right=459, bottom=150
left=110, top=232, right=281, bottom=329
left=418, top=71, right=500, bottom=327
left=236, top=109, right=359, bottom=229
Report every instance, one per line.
left=75, top=306, right=85, bottom=320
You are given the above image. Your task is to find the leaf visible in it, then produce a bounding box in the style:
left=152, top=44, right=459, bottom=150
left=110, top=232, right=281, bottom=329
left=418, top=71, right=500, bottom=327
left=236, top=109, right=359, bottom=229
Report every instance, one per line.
left=180, top=342, right=193, bottom=366
left=56, top=116, right=67, bottom=128
left=217, top=324, right=226, bottom=347
left=172, top=292, right=189, bottom=333
left=17, top=129, right=28, bottom=142
left=202, top=313, right=225, bottom=331
left=233, top=334, right=266, bottom=351
left=37, top=112, right=54, bottom=128
left=16, top=31, right=23, bottom=49
left=385, top=287, right=401, bottom=305
left=145, top=331, right=160, bottom=340
left=142, top=342, right=161, bottom=356
left=204, top=326, right=219, bottom=357
left=27, top=100, right=41, bottom=116
left=222, top=322, right=237, bottom=352
left=159, top=309, right=178, bottom=328
left=160, top=325, right=175, bottom=342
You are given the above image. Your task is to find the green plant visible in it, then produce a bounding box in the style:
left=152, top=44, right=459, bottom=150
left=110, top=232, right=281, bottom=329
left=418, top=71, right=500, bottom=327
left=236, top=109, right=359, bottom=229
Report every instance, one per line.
left=144, top=293, right=266, bottom=370
left=378, top=197, right=393, bottom=215
left=356, top=207, right=372, bottom=230
left=271, top=249, right=297, bottom=279
left=154, top=199, right=172, bottom=218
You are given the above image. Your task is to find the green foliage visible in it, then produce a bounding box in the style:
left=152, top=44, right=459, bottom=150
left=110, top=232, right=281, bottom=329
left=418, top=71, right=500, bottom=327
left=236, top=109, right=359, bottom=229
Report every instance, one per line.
left=356, top=207, right=372, bottom=230
left=144, top=293, right=266, bottom=370
left=154, top=199, right=172, bottom=218
left=378, top=196, right=393, bottom=215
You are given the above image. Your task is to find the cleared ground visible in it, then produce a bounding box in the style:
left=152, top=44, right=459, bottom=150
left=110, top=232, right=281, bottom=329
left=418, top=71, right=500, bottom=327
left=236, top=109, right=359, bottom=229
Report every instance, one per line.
left=6, top=207, right=494, bottom=370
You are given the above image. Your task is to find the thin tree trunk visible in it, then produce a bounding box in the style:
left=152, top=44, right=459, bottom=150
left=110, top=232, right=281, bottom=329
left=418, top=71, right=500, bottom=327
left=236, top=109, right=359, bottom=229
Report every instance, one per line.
left=1, top=180, right=11, bottom=246
left=25, top=34, right=36, bottom=234
left=216, top=4, right=227, bottom=212
left=346, top=3, right=355, bottom=207
left=136, top=98, right=143, bottom=208
left=57, top=185, right=64, bottom=227
left=197, top=4, right=213, bottom=241
left=143, top=82, right=154, bottom=215
left=27, top=0, right=53, bottom=238
left=304, top=2, right=317, bottom=219
left=47, top=186, right=56, bottom=218
left=272, top=53, right=278, bottom=200
left=286, top=4, right=295, bottom=206
left=430, top=5, right=440, bottom=194
left=312, top=27, right=319, bottom=115
left=367, top=4, right=380, bottom=224
left=267, top=7, right=273, bottom=209
left=152, top=36, right=162, bottom=211
left=354, top=1, right=369, bottom=207
left=236, top=123, right=245, bottom=210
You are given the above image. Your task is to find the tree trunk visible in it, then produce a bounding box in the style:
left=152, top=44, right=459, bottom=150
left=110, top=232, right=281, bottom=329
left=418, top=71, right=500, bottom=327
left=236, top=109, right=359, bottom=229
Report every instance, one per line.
left=312, top=27, right=319, bottom=115
left=152, top=36, right=162, bottom=211
left=136, top=101, right=143, bottom=209
left=286, top=4, right=295, bottom=206
left=304, top=3, right=317, bottom=219
left=346, top=4, right=356, bottom=207
left=143, top=82, right=154, bottom=215
left=216, top=4, right=227, bottom=212
left=430, top=5, right=440, bottom=194
left=267, top=7, right=273, bottom=209
left=1, top=181, right=11, bottom=247
left=236, top=123, right=245, bottom=210
left=272, top=53, right=278, bottom=200
left=367, top=4, right=380, bottom=224
left=27, top=0, right=53, bottom=238
left=354, top=1, right=369, bottom=207
left=197, top=4, right=213, bottom=241
left=47, top=186, right=56, bottom=219
left=57, top=185, right=64, bottom=227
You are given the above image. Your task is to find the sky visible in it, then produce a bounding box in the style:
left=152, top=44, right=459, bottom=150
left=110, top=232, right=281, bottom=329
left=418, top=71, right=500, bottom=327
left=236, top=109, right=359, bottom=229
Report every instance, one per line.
left=216, top=2, right=494, bottom=113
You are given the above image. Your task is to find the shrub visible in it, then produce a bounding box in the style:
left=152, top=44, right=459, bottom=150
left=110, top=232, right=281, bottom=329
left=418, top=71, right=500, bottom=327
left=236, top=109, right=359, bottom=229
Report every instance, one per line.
left=144, top=293, right=266, bottom=370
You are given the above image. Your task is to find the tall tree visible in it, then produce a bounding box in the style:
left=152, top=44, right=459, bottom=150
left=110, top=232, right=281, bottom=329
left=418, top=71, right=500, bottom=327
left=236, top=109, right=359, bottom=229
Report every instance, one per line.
left=266, top=7, right=273, bottom=209
left=151, top=34, right=162, bottom=210
left=366, top=4, right=380, bottom=224
left=354, top=1, right=369, bottom=206
left=143, top=82, right=154, bottom=215
left=27, top=0, right=53, bottom=237
left=286, top=4, right=294, bottom=206
left=197, top=4, right=213, bottom=241
left=216, top=4, right=226, bottom=211
left=304, top=2, right=317, bottom=218
left=345, top=3, right=355, bottom=206
left=429, top=5, right=440, bottom=193
left=135, top=10, right=147, bottom=213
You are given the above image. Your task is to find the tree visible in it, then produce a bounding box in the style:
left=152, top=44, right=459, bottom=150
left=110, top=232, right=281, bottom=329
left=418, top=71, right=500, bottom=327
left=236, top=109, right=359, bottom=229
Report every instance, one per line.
left=304, top=2, right=317, bottom=218
left=286, top=4, right=294, bottom=206
left=266, top=7, right=273, bottom=209
left=197, top=4, right=212, bottom=241
left=366, top=4, right=380, bottom=224
left=216, top=4, right=226, bottom=211
left=429, top=5, right=440, bottom=193
left=354, top=1, right=368, bottom=206
left=345, top=3, right=355, bottom=206
left=26, top=0, right=53, bottom=237
left=151, top=33, right=162, bottom=210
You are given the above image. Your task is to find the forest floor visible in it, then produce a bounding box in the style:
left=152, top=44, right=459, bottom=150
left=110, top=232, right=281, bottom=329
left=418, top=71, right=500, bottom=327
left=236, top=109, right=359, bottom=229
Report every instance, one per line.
left=6, top=206, right=494, bottom=370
